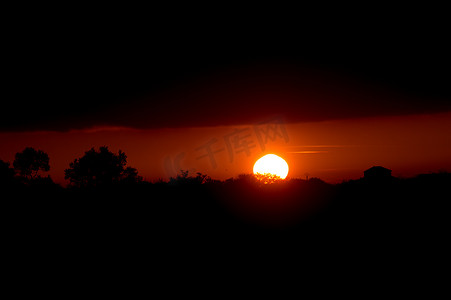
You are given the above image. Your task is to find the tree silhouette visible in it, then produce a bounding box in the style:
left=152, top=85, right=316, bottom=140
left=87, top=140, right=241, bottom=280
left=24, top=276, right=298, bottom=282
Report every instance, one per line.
left=64, top=146, right=142, bottom=188
left=13, top=147, right=50, bottom=180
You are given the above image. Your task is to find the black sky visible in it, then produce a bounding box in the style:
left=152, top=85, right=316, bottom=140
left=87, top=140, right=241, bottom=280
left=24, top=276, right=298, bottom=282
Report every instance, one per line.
left=2, top=10, right=450, bottom=132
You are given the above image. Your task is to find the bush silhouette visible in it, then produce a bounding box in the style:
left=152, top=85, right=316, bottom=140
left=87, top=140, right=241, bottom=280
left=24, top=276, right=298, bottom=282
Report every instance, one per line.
left=254, top=172, right=283, bottom=184
left=64, top=146, right=142, bottom=188
left=0, top=159, right=15, bottom=183
left=169, top=170, right=211, bottom=185
left=13, top=147, right=50, bottom=180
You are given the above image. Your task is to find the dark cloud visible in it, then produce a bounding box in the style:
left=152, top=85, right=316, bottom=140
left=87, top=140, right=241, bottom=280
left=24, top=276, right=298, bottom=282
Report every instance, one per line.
left=2, top=17, right=450, bottom=132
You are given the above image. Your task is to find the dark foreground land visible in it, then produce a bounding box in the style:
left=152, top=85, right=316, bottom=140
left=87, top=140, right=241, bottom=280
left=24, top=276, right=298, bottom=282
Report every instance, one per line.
left=2, top=172, right=450, bottom=288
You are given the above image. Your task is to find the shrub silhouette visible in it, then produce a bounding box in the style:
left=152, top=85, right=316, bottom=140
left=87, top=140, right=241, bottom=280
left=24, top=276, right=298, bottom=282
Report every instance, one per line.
left=13, top=147, right=50, bottom=180
left=169, top=170, right=211, bottom=185
left=235, top=173, right=259, bottom=184
left=254, top=172, right=283, bottom=184
left=64, top=146, right=142, bottom=188
left=121, top=166, right=143, bottom=185
left=0, top=159, right=15, bottom=183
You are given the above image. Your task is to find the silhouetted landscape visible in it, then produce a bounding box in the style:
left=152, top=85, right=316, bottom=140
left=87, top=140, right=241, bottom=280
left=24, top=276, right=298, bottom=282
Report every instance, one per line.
left=2, top=147, right=449, bottom=276
left=2, top=10, right=450, bottom=290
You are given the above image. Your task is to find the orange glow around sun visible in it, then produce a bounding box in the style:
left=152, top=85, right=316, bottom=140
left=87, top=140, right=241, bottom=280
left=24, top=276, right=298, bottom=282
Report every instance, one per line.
left=253, top=154, right=289, bottom=180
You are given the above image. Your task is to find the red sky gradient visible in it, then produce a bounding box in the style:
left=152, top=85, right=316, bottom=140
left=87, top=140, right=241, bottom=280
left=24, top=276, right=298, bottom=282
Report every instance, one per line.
left=2, top=12, right=450, bottom=187
left=1, top=111, right=450, bottom=185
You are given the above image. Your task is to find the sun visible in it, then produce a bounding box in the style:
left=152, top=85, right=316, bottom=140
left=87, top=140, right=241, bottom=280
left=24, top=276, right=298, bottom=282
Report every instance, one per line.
left=253, top=154, right=289, bottom=180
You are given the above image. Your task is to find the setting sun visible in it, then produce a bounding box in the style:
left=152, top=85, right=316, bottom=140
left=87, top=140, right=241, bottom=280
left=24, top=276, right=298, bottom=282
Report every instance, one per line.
left=253, top=154, right=289, bottom=180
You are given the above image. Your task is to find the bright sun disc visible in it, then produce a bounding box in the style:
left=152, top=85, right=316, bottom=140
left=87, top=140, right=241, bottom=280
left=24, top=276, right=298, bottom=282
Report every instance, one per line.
left=253, top=154, right=289, bottom=179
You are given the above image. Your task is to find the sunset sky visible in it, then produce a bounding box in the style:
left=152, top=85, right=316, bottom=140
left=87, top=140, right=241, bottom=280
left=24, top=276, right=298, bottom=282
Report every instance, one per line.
left=2, top=13, right=450, bottom=184
left=1, top=111, right=450, bottom=184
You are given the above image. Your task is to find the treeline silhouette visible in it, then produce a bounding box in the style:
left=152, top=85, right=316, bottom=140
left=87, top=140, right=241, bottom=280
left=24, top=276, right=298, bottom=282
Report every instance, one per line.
left=1, top=146, right=450, bottom=274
